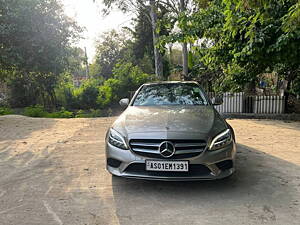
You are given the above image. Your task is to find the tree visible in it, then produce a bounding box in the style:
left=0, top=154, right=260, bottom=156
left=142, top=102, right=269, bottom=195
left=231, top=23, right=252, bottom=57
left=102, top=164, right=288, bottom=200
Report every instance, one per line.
left=67, top=47, right=86, bottom=77
left=131, top=9, right=154, bottom=67
left=101, top=0, right=165, bottom=78
left=220, top=0, right=300, bottom=93
left=161, top=0, right=299, bottom=93
left=92, top=30, right=133, bottom=79
left=0, top=0, right=82, bottom=107
left=97, top=62, right=154, bottom=107
left=156, top=0, right=198, bottom=79
left=149, top=0, right=164, bottom=78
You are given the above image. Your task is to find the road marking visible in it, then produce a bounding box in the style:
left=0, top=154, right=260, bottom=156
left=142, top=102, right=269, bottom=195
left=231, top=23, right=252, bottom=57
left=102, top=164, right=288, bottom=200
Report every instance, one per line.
left=43, top=200, right=63, bottom=225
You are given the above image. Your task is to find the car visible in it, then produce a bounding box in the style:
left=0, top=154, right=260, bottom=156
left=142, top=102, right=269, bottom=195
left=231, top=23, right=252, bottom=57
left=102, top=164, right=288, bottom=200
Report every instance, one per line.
left=105, top=81, right=236, bottom=181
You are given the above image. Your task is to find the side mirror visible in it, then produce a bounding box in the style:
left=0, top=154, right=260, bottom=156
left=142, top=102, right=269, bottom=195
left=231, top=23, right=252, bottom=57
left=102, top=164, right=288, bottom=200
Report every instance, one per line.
left=119, top=98, right=129, bottom=107
left=212, top=95, right=223, bottom=105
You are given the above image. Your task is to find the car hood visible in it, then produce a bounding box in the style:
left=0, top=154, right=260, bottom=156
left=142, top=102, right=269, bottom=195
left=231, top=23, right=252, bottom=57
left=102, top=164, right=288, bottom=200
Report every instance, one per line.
left=112, top=105, right=227, bottom=140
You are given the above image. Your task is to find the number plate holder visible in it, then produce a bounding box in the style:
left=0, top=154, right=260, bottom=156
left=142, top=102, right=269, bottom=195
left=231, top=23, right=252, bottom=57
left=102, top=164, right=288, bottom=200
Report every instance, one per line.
left=145, top=160, right=189, bottom=172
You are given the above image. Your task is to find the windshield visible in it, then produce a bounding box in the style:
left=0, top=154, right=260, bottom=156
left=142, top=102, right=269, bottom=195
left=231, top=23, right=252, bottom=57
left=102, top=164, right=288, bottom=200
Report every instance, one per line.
left=132, top=83, right=209, bottom=106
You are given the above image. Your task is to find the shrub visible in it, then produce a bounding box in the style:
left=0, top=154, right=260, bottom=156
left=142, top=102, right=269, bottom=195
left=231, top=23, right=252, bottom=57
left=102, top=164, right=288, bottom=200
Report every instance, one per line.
left=96, top=62, right=154, bottom=108
left=75, top=109, right=102, bottom=118
left=97, top=79, right=120, bottom=107
left=74, top=79, right=100, bottom=109
left=24, top=105, right=47, bottom=117
left=75, top=109, right=86, bottom=118
left=46, top=109, right=74, bottom=118
left=0, top=107, right=13, bottom=115
left=113, top=62, right=152, bottom=92
left=55, top=75, right=78, bottom=110
left=90, top=109, right=102, bottom=117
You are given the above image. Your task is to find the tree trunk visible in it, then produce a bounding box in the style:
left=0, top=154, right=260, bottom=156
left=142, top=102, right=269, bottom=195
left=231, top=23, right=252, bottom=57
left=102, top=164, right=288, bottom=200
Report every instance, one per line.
left=149, top=0, right=163, bottom=78
left=182, top=42, right=188, bottom=79
left=180, top=0, right=188, bottom=80
left=168, top=43, right=173, bottom=63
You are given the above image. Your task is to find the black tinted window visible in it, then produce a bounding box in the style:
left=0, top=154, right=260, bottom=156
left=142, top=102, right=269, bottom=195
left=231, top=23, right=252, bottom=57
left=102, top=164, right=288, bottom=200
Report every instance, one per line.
left=133, top=83, right=208, bottom=106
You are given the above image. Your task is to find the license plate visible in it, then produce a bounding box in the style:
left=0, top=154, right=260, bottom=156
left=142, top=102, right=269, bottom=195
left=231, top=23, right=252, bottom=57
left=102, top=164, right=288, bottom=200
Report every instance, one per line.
left=146, top=160, right=189, bottom=172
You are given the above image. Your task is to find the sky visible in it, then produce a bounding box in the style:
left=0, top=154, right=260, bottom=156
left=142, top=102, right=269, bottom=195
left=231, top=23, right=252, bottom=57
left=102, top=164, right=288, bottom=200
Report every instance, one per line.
left=62, top=0, right=133, bottom=62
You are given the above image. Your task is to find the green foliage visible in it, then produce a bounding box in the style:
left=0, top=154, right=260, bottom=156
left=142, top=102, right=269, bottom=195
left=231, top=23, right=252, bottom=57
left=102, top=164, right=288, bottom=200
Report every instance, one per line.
left=291, top=75, right=300, bottom=95
left=74, top=79, right=100, bottom=109
left=46, top=108, right=74, bottom=118
left=93, top=30, right=133, bottom=78
left=54, top=62, right=153, bottom=110
left=132, top=10, right=153, bottom=57
left=67, top=47, right=87, bottom=76
left=0, top=0, right=81, bottom=72
left=23, top=105, right=74, bottom=118
left=24, top=105, right=47, bottom=117
left=75, top=109, right=102, bottom=118
left=113, top=62, right=151, bottom=89
left=282, top=1, right=300, bottom=33
left=159, top=0, right=300, bottom=92
left=0, top=107, right=13, bottom=115
left=97, top=79, right=120, bottom=107
left=1, top=0, right=82, bottom=108
left=97, top=62, right=154, bottom=107
left=55, top=73, right=78, bottom=109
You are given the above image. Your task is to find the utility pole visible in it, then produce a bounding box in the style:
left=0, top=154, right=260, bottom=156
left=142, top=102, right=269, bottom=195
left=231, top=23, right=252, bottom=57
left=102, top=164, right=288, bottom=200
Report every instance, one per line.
left=84, top=47, right=90, bottom=79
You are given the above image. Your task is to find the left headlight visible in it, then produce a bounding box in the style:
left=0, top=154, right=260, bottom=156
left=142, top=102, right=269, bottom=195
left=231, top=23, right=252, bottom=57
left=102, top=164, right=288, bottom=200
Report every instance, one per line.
left=108, top=128, right=129, bottom=150
left=209, top=129, right=232, bottom=151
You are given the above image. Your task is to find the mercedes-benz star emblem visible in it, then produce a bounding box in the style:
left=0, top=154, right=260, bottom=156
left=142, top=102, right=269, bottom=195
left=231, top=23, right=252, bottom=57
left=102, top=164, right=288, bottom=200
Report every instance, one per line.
left=159, top=141, right=175, bottom=158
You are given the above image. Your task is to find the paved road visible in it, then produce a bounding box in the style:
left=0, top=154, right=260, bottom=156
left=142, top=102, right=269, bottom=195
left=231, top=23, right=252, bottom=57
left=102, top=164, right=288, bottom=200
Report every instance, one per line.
left=0, top=115, right=299, bottom=225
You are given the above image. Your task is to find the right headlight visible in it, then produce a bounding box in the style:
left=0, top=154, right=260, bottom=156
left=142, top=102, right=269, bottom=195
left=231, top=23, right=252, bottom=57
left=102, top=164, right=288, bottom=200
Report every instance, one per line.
left=108, top=128, right=129, bottom=150
left=209, top=129, right=232, bottom=151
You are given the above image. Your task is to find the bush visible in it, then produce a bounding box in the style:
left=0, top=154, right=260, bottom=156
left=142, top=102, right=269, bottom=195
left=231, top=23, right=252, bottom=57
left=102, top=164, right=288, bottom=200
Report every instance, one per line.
left=97, top=79, right=120, bottom=107
left=46, top=109, right=74, bottom=118
left=90, top=109, right=102, bottom=117
left=74, top=79, right=100, bottom=109
left=55, top=63, right=153, bottom=110
left=24, top=105, right=47, bottom=117
left=96, top=62, right=154, bottom=108
left=55, top=74, right=78, bottom=110
left=0, top=107, right=13, bottom=115
left=75, top=109, right=102, bottom=118
left=23, top=105, right=74, bottom=118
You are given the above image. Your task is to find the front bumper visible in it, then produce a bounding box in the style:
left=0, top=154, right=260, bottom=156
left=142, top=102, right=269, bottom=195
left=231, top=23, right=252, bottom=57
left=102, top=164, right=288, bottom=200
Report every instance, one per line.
left=105, top=141, right=236, bottom=181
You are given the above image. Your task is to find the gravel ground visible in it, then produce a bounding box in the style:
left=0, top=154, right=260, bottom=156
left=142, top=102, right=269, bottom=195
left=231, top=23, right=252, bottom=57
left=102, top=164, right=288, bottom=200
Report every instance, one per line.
left=0, top=115, right=299, bottom=225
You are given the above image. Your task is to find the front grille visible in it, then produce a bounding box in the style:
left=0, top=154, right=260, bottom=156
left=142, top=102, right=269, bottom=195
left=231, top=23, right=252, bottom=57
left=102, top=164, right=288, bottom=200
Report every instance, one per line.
left=129, top=139, right=207, bottom=159
left=124, top=163, right=211, bottom=177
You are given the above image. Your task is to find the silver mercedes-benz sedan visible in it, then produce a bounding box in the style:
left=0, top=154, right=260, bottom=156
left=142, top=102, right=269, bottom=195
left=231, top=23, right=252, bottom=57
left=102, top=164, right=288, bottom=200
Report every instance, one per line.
left=105, top=81, right=236, bottom=180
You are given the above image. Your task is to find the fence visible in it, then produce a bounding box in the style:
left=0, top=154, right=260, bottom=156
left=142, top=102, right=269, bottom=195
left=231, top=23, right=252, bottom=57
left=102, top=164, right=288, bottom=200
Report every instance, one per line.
left=128, top=90, right=285, bottom=114
left=208, top=92, right=285, bottom=114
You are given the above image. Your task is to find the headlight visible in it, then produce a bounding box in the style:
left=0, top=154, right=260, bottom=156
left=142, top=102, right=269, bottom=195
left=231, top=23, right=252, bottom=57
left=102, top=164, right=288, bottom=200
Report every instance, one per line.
left=209, top=129, right=232, bottom=150
left=108, top=128, right=129, bottom=150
